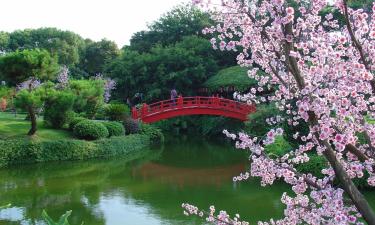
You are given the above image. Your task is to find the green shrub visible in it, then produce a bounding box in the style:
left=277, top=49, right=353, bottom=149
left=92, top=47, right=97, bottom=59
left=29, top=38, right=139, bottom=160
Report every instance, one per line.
left=44, top=91, right=75, bottom=128
left=0, top=135, right=150, bottom=168
left=123, top=117, right=140, bottom=134
left=102, top=121, right=125, bottom=137
left=295, top=154, right=327, bottom=179
left=95, top=135, right=150, bottom=157
left=140, top=123, right=164, bottom=144
left=69, top=79, right=105, bottom=119
left=282, top=119, right=310, bottom=149
left=105, top=103, right=130, bottom=121
left=73, top=120, right=109, bottom=140
left=264, top=136, right=292, bottom=158
left=245, top=103, right=278, bottom=137
left=69, top=117, right=87, bottom=131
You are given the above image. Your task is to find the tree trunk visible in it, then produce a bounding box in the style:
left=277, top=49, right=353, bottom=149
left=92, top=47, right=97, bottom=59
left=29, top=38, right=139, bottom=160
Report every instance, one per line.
left=321, top=140, right=375, bottom=225
left=27, top=106, right=37, bottom=136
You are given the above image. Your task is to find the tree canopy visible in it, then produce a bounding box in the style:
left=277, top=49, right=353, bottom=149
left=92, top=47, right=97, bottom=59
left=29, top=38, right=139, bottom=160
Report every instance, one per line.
left=0, top=49, right=59, bottom=86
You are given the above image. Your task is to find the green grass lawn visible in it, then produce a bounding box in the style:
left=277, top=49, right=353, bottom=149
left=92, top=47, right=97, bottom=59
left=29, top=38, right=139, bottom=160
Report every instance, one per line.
left=0, top=112, right=73, bottom=141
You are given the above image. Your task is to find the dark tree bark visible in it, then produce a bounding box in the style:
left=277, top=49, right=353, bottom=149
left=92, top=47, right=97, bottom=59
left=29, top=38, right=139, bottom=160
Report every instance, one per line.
left=27, top=106, right=37, bottom=136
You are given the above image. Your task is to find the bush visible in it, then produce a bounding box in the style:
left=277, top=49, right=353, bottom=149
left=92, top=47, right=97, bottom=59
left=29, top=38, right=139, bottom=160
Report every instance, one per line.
left=123, top=117, right=140, bottom=134
left=105, top=103, right=130, bottom=121
left=244, top=103, right=278, bottom=137
left=295, top=154, right=327, bottom=179
left=73, top=120, right=109, bottom=140
left=44, top=91, right=75, bottom=128
left=0, top=135, right=150, bottom=168
left=102, top=121, right=125, bottom=137
left=264, top=136, right=292, bottom=158
left=69, top=117, right=87, bottom=131
left=140, top=123, right=164, bottom=144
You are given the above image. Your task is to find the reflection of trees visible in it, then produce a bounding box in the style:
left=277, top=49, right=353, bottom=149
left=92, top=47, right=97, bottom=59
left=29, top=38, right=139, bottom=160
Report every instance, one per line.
left=155, top=138, right=247, bottom=168
left=0, top=140, right=305, bottom=224
left=0, top=148, right=162, bottom=225
left=134, top=162, right=246, bottom=187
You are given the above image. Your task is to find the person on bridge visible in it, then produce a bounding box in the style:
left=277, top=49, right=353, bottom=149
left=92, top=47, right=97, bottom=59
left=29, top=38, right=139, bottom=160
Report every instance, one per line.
left=170, top=88, right=178, bottom=106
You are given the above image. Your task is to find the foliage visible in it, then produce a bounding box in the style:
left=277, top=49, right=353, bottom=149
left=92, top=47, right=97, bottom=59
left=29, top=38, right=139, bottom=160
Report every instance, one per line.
left=0, top=204, right=11, bottom=210
left=69, top=79, right=105, bottom=118
left=44, top=91, right=75, bottom=128
left=204, top=66, right=258, bottom=92
left=0, top=135, right=150, bottom=168
left=14, top=88, right=44, bottom=135
left=0, top=49, right=59, bottom=86
left=264, top=136, right=292, bottom=158
left=244, top=104, right=278, bottom=137
left=295, top=154, right=328, bottom=179
left=3, top=28, right=85, bottom=66
left=123, top=117, right=140, bottom=135
left=104, top=103, right=129, bottom=121
left=184, top=0, right=375, bottom=224
left=106, top=35, right=220, bottom=101
left=102, top=121, right=125, bottom=137
left=129, top=4, right=213, bottom=52
left=140, top=123, right=164, bottom=144
left=42, top=210, right=74, bottom=225
left=68, top=117, right=87, bottom=131
left=80, top=39, right=119, bottom=75
left=0, top=86, right=13, bottom=99
left=73, top=120, right=109, bottom=140
left=155, top=115, right=244, bottom=137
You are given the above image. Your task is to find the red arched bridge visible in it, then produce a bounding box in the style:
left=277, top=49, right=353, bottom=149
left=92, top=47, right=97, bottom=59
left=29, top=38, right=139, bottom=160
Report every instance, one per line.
left=131, top=96, right=256, bottom=123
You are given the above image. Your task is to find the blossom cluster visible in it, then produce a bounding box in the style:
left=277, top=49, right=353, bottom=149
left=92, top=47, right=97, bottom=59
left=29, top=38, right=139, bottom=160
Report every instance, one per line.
left=182, top=203, right=249, bottom=225
left=95, top=73, right=117, bottom=103
left=16, top=78, right=41, bottom=91
left=56, top=65, right=69, bottom=89
left=185, top=0, right=375, bottom=224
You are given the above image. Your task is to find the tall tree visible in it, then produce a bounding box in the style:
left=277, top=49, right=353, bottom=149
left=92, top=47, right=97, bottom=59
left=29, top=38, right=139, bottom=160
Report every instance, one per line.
left=129, top=4, right=212, bottom=52
left=106, top=36, right=219, bottom=102
left=4, top=28, right=85, bottom=66
left=0, top=49, right=59, bottom=135
left=80, top=39, right=119, bottom=75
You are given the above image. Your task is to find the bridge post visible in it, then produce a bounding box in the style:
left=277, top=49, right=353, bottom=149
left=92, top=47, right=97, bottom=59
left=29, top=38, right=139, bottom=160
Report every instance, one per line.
left=177, top=95, right=183, bottom=108
left=142, top=103, right=149, bottom=117
left=132, top=107, right=138, bottom=119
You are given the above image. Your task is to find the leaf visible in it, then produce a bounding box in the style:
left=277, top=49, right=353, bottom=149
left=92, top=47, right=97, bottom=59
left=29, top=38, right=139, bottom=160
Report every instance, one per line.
left=57, top=210, right=72, bottom=225
left=0, top=204, right=11, bottom=210
left=42, top=210, right=57, bottom=225
left=42, top=210, right=72, bottom=225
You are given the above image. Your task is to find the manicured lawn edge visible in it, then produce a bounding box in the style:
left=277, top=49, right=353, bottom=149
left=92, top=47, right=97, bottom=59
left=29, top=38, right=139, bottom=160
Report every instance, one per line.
left=0, top=134, right=150, bottom=168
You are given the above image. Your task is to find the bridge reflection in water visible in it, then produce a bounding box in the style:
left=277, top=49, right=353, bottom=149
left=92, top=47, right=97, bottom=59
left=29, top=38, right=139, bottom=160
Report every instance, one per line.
left=132, top=96, right=256, bottom=123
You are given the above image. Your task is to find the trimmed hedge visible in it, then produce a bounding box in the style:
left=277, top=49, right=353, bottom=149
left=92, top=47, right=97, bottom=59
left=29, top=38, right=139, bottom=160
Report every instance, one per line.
left=140, top=123, right=164, bottom=144
left=0, top=135, right=150, bottom=168
left=73, top=120, right=109, bottom=140
left=102, top=121, right=125, bottom=137
left=69, top=117, right=87, bottom=131
left=105, top=103, right=130, bottom=121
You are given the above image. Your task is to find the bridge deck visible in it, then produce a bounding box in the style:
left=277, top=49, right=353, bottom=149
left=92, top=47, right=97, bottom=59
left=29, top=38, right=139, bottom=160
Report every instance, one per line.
left=132, top=96, right=256, bottom=123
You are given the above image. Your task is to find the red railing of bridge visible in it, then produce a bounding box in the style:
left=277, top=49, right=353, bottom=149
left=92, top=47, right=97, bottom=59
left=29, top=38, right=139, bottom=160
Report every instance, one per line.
left=131, top=96, right=256, bottom=123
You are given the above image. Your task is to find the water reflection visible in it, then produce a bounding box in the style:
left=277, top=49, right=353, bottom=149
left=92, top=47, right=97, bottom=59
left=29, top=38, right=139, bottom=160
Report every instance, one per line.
left=0, top=139, right=294, bottom=224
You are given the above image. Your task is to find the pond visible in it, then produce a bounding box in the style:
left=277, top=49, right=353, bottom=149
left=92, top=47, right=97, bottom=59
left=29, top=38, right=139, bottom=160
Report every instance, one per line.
left=0, top=137, right=374, bottom=225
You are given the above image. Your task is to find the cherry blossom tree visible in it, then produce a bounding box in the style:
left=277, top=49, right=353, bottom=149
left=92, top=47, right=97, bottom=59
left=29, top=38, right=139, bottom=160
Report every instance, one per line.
left=183, top=0, right=375, bottom=224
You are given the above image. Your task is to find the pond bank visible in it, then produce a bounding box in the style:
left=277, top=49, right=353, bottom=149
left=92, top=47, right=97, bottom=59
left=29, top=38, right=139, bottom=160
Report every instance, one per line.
left=0, top=134, right=151, bottom=168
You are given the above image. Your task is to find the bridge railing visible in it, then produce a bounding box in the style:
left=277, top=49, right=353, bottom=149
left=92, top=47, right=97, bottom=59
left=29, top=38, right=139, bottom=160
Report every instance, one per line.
left=132, top=96, right=255, bottom=120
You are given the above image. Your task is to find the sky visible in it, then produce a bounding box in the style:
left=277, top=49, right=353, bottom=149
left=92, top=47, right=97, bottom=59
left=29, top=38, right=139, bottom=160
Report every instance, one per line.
left=0, top=0, right=189, bottom=48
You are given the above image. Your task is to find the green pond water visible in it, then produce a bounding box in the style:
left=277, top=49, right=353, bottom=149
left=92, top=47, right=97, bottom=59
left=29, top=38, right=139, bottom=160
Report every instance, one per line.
left=0, top=138, right=374, bottom=225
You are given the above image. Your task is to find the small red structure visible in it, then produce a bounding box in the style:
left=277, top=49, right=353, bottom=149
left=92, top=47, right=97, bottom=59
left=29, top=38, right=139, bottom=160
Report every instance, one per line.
left=132, top=96, right=256, bottom=123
